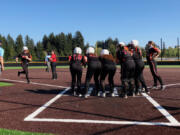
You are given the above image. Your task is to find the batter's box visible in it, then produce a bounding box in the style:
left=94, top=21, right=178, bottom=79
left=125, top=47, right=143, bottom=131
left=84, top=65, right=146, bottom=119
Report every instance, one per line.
left=24, top=87, right=180, bottom=127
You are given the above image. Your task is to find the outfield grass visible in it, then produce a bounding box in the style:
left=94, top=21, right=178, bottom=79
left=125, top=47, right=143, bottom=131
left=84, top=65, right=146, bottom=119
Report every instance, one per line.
left=0, top=128, right=54, bottom=135
left=0, top=82, right=14, bottom=87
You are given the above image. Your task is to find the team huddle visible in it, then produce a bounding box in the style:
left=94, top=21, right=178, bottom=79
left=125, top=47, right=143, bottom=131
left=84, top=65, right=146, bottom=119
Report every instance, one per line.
left=0, top=39, right=165, bottom=99
left=69, top=40, right=165, bottom=98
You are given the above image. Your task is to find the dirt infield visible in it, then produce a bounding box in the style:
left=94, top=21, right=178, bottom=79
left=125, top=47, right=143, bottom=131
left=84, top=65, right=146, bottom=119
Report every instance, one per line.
left=0, top=67, right=180, bottom=135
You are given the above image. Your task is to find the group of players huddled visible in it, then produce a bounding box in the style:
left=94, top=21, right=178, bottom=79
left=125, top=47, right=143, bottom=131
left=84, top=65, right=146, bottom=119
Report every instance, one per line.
left=69, top=40, right=165, bottom=98
left=2, top=39, right=164, bottom=99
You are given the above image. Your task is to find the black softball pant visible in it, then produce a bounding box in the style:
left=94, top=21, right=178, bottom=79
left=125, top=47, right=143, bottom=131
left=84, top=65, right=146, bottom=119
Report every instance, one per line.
left=20, top=63, right=29, bottom=82
left=51, top=62, right=57, bottom=79
left=148, top=60, right=163, bottom=86
left=70, top=64, right=82, bottom=94
left=84, top=62, right=101, bottom=95
left=100, top=65, right=116, bottom=93
left=135, top=60, right=148, bottom=92
left=121, top=60, right=136, bottom=94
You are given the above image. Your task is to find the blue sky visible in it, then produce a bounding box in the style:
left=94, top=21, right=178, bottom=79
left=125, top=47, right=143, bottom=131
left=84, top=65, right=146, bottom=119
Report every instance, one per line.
left=0, top=0, right=180, bottom=47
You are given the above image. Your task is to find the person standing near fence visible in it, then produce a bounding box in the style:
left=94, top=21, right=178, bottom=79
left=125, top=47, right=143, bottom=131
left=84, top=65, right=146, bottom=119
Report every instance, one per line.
left=16, top=46, right=32, bottom=84
left=0, top=40, right=4, bottom=75
left=146, top=41, right=165, bottom=90
left=49, top=50, right=57, bottom=80
left=45, top=52, right=51, bottom=72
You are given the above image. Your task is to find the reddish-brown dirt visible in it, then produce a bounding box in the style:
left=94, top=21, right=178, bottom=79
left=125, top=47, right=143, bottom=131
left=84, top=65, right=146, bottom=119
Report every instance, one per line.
left=0, top=67, right=180, bottom=135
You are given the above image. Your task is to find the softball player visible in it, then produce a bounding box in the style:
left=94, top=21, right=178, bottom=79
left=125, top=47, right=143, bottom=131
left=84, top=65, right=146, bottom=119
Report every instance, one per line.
left=130, top=40, right=149, bottom=94
left=69, top=47, right=85, bottom=96
left=84, top=47, right=101, bottom=98
left=16, top=46, right=32, bottom=84
left=116, top=43, right=135, bottom=98
left=116, top=42, right=126, bottom=85
left=146, top=41, right=165, bottom=90
left=99, top=49, right=116, bottom=97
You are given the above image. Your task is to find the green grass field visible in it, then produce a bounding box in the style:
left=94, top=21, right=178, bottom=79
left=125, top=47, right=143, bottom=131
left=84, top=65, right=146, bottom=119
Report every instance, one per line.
left=4, top=65, right=180, bottom=70
left=0, top=82, right=14, bottom=87
left=0, top=129, right=54, bottom=135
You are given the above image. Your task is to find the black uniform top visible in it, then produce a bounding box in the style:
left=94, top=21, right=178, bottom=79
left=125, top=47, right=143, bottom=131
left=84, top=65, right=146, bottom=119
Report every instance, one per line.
left=85, top=54, right=101, bottom=69
left=116, top=46, right=133, bottom=64
left=69, top=54, right=84, bottom=65
left=146, top=46, right=160, bottom=61
left=133, top=47, right=143, bottom=61
left=87, top=54, right=100, bottom=63
left=18, top=52, right=32, bottom=64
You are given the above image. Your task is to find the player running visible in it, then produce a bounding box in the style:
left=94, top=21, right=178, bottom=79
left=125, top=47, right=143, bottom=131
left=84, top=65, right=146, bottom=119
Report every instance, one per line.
left=16, top=46, right=32, bottom=84
left=116, top=42, right=136, bottom=98
left=130, top=40, right=149, bottom=95
left=69, top=47, right=85, bottom=96
left=99, top=49, right=116, bottom=97
left=83, top=47, right=101, bottom=98
left=146, top=41, right=165, bottom=90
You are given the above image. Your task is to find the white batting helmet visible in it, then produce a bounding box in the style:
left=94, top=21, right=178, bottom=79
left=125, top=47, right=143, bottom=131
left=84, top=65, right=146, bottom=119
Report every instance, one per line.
left=100, top=49, right=110, bottom=55
left=86, top=47, right=95, bottom=54
left=131, top=40, right=139, bottom=47
left=117, top=42, right=125, bottom=47
left=74, top=47, right=82, bottom=54
left=23, top=46, right=28, bottom=51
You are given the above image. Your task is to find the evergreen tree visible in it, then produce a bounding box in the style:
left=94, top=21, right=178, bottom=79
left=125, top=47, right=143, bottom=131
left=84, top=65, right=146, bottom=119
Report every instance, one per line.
left=46, top=41, right=52, bottom=52
left=15, top=35, right=24, bottom=55
left=36, top=41, right=45, bottom=60
left=49, top=33, right=56, bottom=50
left=42, top=35, right=49, bottom=50
left=6, top=35, right=16, bottom=60
left=109, top=44, right=116, bottom=57
left=25, top=35, right=36, bottom=60
left=66, top=33, right=73, bottom=55
left=73, top=31, right=84, bottom=50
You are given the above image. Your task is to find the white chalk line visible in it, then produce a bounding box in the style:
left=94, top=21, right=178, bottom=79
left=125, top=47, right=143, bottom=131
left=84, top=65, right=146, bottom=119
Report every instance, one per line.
left=2, top=78, right=180, bottom=126
left=24, top=83, right=180, bottom=126
left=142, top=93, right=179, bottom=124
left=24, top=87, right=71, bottom=121
left=25, top=118, right=180, bottom=127
left=1, top=78, right=68, bottom=89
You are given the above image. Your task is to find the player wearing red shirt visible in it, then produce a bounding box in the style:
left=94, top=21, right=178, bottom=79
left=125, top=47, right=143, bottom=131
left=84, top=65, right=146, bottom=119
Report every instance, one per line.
left=49, top=50, right=57, bottom=80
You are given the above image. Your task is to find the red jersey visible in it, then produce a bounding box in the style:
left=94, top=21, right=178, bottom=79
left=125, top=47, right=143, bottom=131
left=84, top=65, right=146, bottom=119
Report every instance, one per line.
left=50, top=54, right=57, bottom=62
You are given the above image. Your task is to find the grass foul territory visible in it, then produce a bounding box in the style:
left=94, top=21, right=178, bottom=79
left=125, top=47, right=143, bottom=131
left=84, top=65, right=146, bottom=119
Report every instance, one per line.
left=0, top=128, right=54, bottom=135
left=0, top=82, right=14, bottom=87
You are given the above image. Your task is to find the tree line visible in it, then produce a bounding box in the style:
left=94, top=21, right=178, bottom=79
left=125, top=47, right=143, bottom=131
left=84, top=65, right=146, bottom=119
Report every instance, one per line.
left=0, top=31, right=179, bottom=61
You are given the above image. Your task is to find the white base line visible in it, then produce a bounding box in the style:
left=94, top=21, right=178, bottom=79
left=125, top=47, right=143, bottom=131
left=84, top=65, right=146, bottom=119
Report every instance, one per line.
left=24, top=87, right=70, bottom=121
left=142, top=93, right=179, bottom=124
left=24, top=83, right=180, bottom=126
left=1, top=78, right=68, bottom=89
left=26, top=118, right=180, bottom=127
